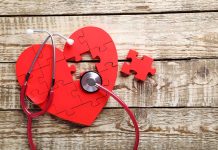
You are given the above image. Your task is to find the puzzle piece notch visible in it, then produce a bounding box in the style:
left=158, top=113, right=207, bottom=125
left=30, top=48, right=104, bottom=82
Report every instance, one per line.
left=81, top=27, right=113, bottom=51
left=18, top=45, right=78, bottom=115
left=16, top=44, right=66, bottom=79
left=64, top=79, right=108, bottom=115
left=50, top=95, right=81, bottom=115
left=99, top=63, right=117, bottom=89
left=63, top=96, right=108, bottom=126
left=90, top=41, right=113, bottom=58
left=64, top=26, right=115, bottom=63
left=65, top=95, right=84, bottom=116
left=17, top=68, right=50, bottom=105
left=121, top=49, right=156, bottom=81
left=63, top=29, right=89, bottom=61
left=39, top=59, right=76, bottom=90
left=60, top=101, right=96, bottom=126
left=90, top=63, right=117, bottom=107
left=45, top=81, right=78, bottom=114
left=28, top=57, right=77, bottom=106
left=90, top=42, right=118, bottom=72
left=32, top=44, right=66, bottom=68
left=28, top=75, right=50, bottom=104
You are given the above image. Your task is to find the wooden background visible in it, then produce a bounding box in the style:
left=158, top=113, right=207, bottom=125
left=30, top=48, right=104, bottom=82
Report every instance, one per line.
left=0, top=0, right=218, bottom=149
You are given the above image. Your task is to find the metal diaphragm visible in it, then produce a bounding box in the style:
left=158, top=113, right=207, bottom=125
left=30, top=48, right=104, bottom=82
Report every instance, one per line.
left=80, top=71, right=102, bottom=93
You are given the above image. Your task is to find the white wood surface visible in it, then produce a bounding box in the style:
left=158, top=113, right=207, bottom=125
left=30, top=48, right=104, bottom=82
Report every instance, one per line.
left=0, top=0, right=217, bottom=149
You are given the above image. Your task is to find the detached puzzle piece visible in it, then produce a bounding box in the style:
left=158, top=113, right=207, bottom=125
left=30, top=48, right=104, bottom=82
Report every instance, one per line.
left=121, top=49, right=156, bottom=81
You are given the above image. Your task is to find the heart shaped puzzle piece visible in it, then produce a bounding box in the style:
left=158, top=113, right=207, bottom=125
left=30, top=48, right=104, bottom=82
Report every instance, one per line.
left=16, top=26, right=118, bottom=126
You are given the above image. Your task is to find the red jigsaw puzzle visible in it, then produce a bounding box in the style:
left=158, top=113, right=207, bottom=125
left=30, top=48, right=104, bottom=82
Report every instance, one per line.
left=121, top=49, right=156, bottom=81
left=16, top=26, right=118, bottom=126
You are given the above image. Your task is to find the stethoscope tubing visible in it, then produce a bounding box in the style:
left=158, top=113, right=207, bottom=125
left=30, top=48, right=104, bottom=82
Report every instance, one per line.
left=20, top=33, right=56, bottom=150
left=96, top=83, right=139, bottom=150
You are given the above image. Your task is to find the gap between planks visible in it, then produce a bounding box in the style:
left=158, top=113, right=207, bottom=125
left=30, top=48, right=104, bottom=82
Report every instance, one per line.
left=1, top=10, right=218, bottom=17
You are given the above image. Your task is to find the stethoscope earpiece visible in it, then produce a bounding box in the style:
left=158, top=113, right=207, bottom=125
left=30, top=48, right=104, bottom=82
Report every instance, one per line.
left=26, top=29, right=74, bottom=45
left=26, top=29, right=34, bottom=34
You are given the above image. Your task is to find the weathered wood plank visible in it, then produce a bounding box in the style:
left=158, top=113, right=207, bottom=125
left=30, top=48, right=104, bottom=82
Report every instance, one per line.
left=0, top=108, right=217, bottom=150
left=1, top=13, right=218, bottom=62
left=0, top=0, right=218, bottom=15
left=0, top=59, right=217, bottom=109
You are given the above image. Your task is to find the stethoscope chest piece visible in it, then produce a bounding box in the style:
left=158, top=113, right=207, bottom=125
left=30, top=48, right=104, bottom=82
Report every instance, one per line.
left=80, top=71, right=102, bottom=93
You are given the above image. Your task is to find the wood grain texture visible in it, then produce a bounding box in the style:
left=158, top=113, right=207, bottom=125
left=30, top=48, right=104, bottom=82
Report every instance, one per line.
left=0, top=0, right=218, bottom=15
left=0, top=108, right=217, bottom=150
left=0, top=1, right=218, bottom=149
left=0, top=59, right=217, bottom=109
left=1, top=13, right=218, bottom=62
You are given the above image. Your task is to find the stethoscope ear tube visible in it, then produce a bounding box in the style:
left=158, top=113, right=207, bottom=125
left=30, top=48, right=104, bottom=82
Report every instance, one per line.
left=20, top=29, right=74, bottom=150
left=20, top=31, right=56, bottom=150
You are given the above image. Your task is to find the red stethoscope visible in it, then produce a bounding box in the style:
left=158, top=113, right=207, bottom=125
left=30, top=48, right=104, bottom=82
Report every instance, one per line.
left=20, top=29, right=139, bottom=150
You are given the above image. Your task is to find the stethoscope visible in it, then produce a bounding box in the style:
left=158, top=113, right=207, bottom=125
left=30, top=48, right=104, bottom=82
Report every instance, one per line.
left=20, top=29, right=139, bottom=150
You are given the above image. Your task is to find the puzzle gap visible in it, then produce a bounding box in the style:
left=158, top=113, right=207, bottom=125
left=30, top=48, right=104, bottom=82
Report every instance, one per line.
left=69, top=61, right=97, bottom=80
left=80, top=53, right=100, bottom=62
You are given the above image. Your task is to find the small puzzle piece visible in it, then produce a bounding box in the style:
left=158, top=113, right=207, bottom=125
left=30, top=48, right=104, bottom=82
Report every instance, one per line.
left=121, top=49, right=156, bottom=81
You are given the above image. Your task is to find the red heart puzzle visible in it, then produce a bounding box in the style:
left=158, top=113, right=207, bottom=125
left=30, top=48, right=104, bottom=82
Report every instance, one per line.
left=16, top=26, right=118, bottom=126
